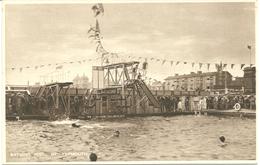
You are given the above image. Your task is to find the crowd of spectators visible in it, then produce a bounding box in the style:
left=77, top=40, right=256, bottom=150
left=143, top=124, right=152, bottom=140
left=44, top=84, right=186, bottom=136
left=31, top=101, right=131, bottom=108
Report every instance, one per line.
left=157, top=94, right=256, bottom=112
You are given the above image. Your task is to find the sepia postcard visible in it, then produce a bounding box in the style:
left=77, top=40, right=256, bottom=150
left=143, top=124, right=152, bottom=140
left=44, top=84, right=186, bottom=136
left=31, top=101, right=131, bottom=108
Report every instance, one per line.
left=1, top=0, right=257, bottom=164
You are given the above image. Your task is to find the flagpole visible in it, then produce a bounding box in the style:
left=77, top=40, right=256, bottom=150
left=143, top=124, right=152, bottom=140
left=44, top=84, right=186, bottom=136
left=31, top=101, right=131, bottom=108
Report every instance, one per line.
left=250, top=46, right=252, bottom=68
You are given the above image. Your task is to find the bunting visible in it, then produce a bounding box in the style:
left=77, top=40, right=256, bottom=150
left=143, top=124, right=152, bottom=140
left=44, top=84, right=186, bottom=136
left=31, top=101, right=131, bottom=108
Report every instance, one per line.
left=8, top=54, right=254, bottom=72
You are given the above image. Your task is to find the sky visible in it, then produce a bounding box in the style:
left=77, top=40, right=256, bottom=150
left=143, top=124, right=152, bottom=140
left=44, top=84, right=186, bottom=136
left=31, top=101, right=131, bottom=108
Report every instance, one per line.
left=4, top=2, right=255, bottom=85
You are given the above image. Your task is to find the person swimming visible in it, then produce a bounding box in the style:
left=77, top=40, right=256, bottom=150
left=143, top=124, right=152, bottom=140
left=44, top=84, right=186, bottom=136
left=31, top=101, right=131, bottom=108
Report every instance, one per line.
left=219, top=136, right=227, bottom=147
left=71, top=123, right=81, bottom=128
left=114, top=130, right=120, bottom=137
left=89, top=153, right=97, bottom=161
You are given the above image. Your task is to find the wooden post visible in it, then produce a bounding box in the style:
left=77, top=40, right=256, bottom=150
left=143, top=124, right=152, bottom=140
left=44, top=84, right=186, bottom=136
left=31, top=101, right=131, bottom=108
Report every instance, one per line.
left=122, top=64, right=125, bottom=99
left=107, top=69, right=110, bottom=87
left=68, top=86, right=70, bottom=116
left=56, top=84, right=59, bottom=109
left=115, top=67, right=117, bottom=84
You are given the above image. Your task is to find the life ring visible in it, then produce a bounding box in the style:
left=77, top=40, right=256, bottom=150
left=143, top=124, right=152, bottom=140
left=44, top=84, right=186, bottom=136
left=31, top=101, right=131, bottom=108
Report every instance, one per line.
left=234, top=103, right=241, bottom=111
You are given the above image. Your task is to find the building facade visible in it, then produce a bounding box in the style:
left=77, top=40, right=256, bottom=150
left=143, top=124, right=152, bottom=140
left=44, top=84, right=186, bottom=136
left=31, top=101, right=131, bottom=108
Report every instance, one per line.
left=165, top=71, right=232, bottom=92
left=243, top=67, right=256, bottom=94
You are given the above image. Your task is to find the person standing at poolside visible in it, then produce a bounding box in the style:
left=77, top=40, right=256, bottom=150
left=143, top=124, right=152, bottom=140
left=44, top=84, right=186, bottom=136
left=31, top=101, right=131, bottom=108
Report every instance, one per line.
left=202, top=97, right=207, bottom=111
left=178, top=99, right=182, bottom=111
left=198, top=97, right=203, bottom=115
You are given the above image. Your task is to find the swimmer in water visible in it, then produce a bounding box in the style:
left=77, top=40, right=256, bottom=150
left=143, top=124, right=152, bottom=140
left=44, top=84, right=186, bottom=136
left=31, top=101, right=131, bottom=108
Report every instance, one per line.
left=107, top=130, right=120, bottom=139
left=72, top=123, right=81, bottom=128
left=114, top=130, right=120, bottom=137
left=219, top=136, right=227, bottom=147
left=89, top=153, right=97, bottom=161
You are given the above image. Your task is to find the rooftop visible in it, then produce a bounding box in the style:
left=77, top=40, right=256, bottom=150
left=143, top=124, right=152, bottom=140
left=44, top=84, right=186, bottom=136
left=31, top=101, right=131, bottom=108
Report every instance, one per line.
left=165, top=71, right=231, bottom=80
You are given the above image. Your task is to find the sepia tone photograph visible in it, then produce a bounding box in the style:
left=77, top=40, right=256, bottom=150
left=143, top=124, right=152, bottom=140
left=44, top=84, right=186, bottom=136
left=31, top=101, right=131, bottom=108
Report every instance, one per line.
left=2, top=0, right=256, bottom=163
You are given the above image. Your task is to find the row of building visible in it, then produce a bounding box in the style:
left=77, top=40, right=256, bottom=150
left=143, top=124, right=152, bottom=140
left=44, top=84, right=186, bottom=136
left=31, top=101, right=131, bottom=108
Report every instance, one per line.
left=150, top=67, right=255, bottom=94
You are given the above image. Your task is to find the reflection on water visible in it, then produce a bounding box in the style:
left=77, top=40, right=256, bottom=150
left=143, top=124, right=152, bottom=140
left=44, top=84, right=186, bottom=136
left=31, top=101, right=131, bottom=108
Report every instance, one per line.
left=6, top=115, right=255, bottom=162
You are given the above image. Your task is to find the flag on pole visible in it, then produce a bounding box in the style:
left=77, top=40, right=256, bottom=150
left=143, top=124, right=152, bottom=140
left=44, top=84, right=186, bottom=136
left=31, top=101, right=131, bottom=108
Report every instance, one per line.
left=176, top=61, right=180, bottom=65
left=19, top=68, right=23, bottom=72
left=207, top=63, right=210, bottom=70
left=11, top=68, right=15, bottom=70
left=170, top=61, right=174, bottom=66
left=92, top=3, right=104, bottom=17
left=241, top=64, right=245, bottom=69
left=223, top=64, right=227, bottom=69
left=192, top=63, right=195, bottom=68
left=231, top=64, right=235, bottom=69
left=183, top=62, right=187, bottom=64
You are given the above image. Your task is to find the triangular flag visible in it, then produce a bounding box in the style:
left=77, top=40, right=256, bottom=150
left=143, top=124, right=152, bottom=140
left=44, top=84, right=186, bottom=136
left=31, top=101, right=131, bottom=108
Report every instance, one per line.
left=170, top=61, right=174, bottom=66
left=250, top=64, right=254, bottom=67
left=183, top=62, right=187, bottom=64
left=241, top=64, right=245, bottom=69
left=176, top=61, right=180, bottom=65
left=223, top=64, right=227, bottom=68
left=199, top=63, right=203, bottom=69
left=231, top=64, right=235, bottom=69
left=207, top=63, right=210, bottom=70
left=56, top=65, right=63, bottom=70
left=162, top=60, right=166, bottom=65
